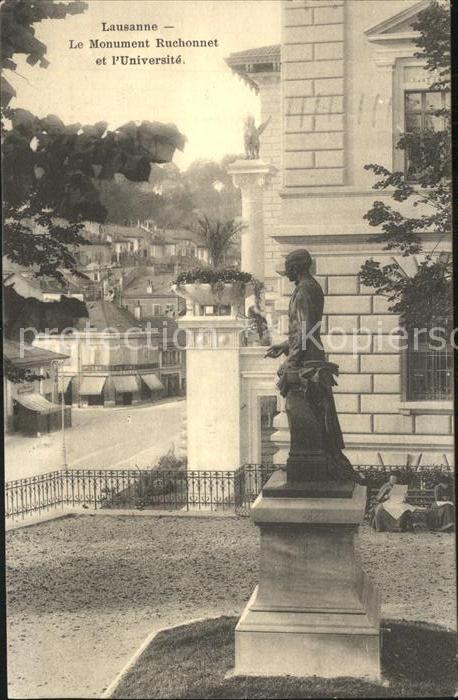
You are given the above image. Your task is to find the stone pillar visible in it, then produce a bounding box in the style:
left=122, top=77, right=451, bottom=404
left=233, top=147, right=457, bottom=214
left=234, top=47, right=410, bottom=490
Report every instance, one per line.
left=177, top=316, right=247, bottom=471
left=228, top=160, right=276, bottom=309
left=271, top=396, right=289, bottom=466
left=103, top=376, right=115, bottom=408
left=177, top=413, right=187, bottom=462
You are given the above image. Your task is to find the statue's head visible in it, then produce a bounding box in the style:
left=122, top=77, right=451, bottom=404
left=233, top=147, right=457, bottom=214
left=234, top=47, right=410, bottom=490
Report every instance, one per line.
left=285, top=249, right=313, bottom=281
left=245, top=114, right=255, bottom=126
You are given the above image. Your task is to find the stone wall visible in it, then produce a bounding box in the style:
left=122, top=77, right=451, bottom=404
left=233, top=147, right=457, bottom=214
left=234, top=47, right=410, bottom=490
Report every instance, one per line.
left=282, top=0, right=345, bottom=189
left=273, top=238, right=454, bottom=467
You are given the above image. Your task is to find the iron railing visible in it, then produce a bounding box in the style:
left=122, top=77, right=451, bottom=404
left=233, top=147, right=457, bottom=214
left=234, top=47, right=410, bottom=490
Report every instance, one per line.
left=5, top=464, right=454, bottom=521
left=6, top=471, right=65, bottom=521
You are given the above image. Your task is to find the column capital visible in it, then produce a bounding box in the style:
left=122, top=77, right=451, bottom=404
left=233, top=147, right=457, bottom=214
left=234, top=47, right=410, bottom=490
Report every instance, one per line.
left=228, top=159, right=277, bottom=191
left=177, top=316, right=248, bottom=350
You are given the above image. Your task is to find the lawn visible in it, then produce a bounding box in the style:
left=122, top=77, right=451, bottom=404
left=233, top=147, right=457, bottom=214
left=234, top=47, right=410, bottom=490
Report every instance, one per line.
left=111, top=616, right=457, bottom=699
left=6, top=514, right=456, bottom=698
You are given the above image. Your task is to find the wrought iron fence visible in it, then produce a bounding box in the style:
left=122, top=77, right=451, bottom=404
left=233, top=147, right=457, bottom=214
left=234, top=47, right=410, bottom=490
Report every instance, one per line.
left=5, top=471, right=65, bottom=520
left=5, top=464, right=454, bottom=521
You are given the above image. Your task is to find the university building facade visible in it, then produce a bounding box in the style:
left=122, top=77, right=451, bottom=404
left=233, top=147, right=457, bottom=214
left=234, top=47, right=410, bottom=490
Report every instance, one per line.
left=225, top=0, right=453, bottom=469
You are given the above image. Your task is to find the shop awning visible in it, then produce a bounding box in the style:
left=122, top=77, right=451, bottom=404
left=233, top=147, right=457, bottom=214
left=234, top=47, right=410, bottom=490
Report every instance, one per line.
left=80, top=375, right=107, bottom=396
left=112, top=375, right=139, bottom=393
left=58, top=375, right=74, bottom=393
left=14, top=393, right=61, bottom=414
left=140, top=374, right=164, bottom=392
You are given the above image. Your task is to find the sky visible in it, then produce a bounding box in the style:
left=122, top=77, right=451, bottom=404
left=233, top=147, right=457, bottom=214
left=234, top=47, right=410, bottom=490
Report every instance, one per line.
left=7, top=0, right=281, bottom=169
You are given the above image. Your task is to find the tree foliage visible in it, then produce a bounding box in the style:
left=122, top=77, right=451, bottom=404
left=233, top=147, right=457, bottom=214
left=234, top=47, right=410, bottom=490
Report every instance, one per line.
left=1, top=0, right=88, bottom=106
left=1, top=0, right=185, bottom=382
left=97, top=156, right=242, bottom=229
left=2, top=1, right=186, bottom=284
left=359, top=0, right=451, bottom=329
left=186, top=215, right=244, bottom=269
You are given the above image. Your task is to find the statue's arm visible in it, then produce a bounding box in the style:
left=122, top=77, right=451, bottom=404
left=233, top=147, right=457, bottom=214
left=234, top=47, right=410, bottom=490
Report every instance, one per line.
left=264, top=339, right=289, bottom=358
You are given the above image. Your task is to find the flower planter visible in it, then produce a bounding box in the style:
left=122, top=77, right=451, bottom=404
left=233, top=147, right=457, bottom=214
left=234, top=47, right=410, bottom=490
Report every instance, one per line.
left=172, top=282, right=251, bottom=316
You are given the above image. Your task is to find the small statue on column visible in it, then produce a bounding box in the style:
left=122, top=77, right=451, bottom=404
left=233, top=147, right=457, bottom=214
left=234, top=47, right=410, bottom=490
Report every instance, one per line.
left=265, top=249, right=360, bottom=484
left=244, top=114, right=271, bottom=159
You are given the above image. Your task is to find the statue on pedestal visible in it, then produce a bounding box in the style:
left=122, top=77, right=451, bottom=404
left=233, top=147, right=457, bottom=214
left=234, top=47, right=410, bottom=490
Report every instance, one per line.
left=243, top=114, right=271, bottom=159
left=265, top=249, right=359, bottom=484
left=236, top=250, right=380, bottom=681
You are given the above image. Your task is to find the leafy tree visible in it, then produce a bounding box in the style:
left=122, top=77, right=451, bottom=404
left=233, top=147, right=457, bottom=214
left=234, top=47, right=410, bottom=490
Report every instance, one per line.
left=184, top=158, right=241, bottom=221
left=1, top=0, right=185, bottom=380
left=1, top=0, right=88, bottom=108
left=96, top=175, right=164, bottom=226
left=3, top=111, right=186, bottom=282
left=359, top=0, right=451, bottom=330
left=2, top=1, right=185, bottom=281
left=97, top=156, right=242, bottom=229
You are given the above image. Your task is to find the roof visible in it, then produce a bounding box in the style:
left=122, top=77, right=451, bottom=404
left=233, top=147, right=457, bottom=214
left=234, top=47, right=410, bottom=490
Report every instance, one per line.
left=4, top=339, right=69, bottom=368
left=83, top=301, right=142, bottom=332
left=225, top=44, right=281, bottom=92
left=365, top=0, right=427, bottom=40
left=3, top=262, right=89, bottom=296
left=226, top=44, right=281, bottom=65
left=101, top=224, right=149, bottom=241
left=153, top=228, right=207, bottom=247
left=122, top=273, right=176, bottom=298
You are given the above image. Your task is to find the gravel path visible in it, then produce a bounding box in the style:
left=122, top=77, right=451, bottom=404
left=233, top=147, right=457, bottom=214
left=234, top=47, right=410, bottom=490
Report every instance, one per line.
left=6, top=514, right=456, bottom=698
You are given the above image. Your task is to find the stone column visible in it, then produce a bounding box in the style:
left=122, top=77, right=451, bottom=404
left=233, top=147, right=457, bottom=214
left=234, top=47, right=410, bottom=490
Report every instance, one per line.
left=228, top=160, right=276, bottom=309
left=271, top=395, right=290, bottom=466
left=177, top=316, right=247, bottom=472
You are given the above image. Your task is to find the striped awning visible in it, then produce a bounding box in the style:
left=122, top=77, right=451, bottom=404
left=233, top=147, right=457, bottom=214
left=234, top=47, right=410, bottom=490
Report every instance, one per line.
left=112, top=375, right=139, bottom=393
left=14, top=393, right=60, bottom=414
left=80, top=375, right=107, bottom=396
left=140, top=374, right=164, bottom=392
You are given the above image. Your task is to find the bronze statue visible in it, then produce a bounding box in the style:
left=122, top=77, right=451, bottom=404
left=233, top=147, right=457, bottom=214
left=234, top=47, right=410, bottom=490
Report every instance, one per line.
left=265, top=249, right=359, bottom=484
left=244, top=114, right=271, bottom=159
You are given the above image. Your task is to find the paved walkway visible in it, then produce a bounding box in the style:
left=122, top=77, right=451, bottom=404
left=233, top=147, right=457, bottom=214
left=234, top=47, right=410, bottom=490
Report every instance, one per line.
left=5, top=399, right=185, bottom=480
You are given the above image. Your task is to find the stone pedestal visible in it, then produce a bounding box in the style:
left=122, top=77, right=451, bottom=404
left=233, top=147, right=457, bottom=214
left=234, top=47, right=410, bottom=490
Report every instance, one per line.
left=177, top=316, right=247, bottom=471
left=235, top=473, right=381, bottom=681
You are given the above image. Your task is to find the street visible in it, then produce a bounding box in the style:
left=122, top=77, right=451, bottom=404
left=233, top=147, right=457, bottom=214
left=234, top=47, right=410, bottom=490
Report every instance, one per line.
left=5, top=399, right=185, bottom=481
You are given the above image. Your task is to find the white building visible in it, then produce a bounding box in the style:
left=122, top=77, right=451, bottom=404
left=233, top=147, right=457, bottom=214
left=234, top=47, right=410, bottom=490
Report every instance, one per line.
left=33, top=301, right=185, bottom=407
left=4, top=339, right=71, bottom=435
left=204, top=0, right=453, bottom=469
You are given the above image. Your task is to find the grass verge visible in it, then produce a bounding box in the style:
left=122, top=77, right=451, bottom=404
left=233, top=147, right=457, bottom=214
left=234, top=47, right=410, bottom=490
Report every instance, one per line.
left=111, top=616, right=456, bottom=699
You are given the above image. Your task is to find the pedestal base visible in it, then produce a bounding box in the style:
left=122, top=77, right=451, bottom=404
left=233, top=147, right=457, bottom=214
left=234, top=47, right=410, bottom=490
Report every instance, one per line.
left=234, top=480, right=381, bottom=681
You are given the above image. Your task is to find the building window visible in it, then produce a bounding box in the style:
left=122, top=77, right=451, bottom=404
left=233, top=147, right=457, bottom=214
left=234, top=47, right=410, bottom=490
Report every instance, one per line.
left=406, top=326, right=453, bottom=400
left=404, top=90, right=450, bottom=179
left=162, top=350, right=179, bottom=366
